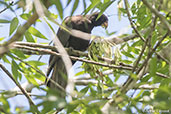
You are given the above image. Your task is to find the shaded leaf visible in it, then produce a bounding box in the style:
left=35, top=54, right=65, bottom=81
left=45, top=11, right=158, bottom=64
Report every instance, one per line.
left=11, top=60, right=21, bottom=80
left=71, top=0, right=79, bottom=16
left=0, top=19, right=10, bottom=23
left=149, top=57, right=157, bottom=76
left=51, top=0, right=63, bottom=19
left=9, top=17, right=19, bottom=36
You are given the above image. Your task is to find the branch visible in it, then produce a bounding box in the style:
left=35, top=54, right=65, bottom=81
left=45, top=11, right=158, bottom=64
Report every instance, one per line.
left=15, top=42, right=115, bottom=64
left=13, top=43, right=169, bottom=79
left=14, top=44, right=133, bottom=70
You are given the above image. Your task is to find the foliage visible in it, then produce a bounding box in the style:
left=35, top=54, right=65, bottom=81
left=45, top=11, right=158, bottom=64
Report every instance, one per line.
left=0, top=0, right=170, bottom=114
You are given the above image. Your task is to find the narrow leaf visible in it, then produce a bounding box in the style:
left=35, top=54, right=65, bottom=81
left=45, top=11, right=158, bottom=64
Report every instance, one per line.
left=11, top=60, right=19, bottom=80
left=0, top=19, right=10, bottom=23
left=51, top=0, right=63, bottom=19
left=28, top=27, right=48, bottom=40
left=9, top=17, right=19, bottom=36
left=25, top=31, right=35, bottom=42
left=71, top=0, right=79, bottom=16
left=27, top=60, right=46, bottom=66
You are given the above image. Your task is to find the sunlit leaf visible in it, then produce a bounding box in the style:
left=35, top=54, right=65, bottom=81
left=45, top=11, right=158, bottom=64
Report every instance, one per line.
left=20, top=13, right=31, bottom=20
left=28, top=27, right=48, bottom=40
left=27, top=60, right=46, bottom=66
left=25, top=31, right=35, bottom=42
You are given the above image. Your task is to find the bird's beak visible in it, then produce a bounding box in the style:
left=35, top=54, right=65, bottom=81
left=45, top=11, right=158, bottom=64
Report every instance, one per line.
left=101, top=21, right=108, bottom=29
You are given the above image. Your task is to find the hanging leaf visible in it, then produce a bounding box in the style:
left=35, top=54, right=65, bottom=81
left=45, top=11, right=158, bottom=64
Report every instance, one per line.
left=51, top=0, right=63, bottom=19
left=71, top=0, right=79, bottom=16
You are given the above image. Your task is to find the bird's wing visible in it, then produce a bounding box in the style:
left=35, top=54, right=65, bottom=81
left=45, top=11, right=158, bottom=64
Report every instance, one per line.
left=46, top=15, right=90, bottom=77
left=46, top=15, right=92, bottom=90
left=46, top=18, right=70, bottom=80
left=46, top=16, right=75, bottom=90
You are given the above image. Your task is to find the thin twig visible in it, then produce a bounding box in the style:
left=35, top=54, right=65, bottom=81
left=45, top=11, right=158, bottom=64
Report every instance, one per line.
left=0, top=1, right=14, bottom=14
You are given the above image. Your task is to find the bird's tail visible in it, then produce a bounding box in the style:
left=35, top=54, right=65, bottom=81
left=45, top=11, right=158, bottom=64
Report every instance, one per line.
left=47, top=58, right=67, bottom=97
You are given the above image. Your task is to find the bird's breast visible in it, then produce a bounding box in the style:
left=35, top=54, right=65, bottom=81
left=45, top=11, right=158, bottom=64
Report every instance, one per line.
left=68, top=36, right=90, bottom=51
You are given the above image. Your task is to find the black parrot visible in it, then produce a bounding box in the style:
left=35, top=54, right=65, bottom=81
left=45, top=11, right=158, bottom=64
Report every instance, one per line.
left=47, top=12, right=108, bottom=90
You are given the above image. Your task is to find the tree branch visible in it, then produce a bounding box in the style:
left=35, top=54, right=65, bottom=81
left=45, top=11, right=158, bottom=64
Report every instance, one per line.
left=13, top=43, right=169, bottom=79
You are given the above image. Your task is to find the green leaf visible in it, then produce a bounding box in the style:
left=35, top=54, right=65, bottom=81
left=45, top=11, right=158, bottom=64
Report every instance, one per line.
left=122, top=60, right=133, bottom=64
left=25, top=73, right=39, bottom=86
left=104, top=0, right=110, bottom=3
left=20, top=13, right=31, bottom=20
left=12, top=60, right=20, bottom=80
left=28, top=27, right=48, bottom=40
left=51, top=0, right=63, bottom=19
left=44, top=18, right=55, bottom=33
left=34, top=73, right=46, bottom=82
left=27, top=61, right=46, bottom=66
left=49, top=12, right=58, bottom=19
left=0, top=37, right=5, bottom=41
left=67, top=101, right=80, bottom=113
left=25, top=31, right=35, bottom=42
left=149, top=57, right=157, bottom=76
left=121, top=51, right=135, bottom=58
left=0, top=19, right=10, bottom=23
left=2, top=55, right=10, bottom=64
left=119, top=8, right=127, bottom=14
left=80, top=86, right=89, bottom=95
left=75, top=71, right=85, bottom=76
left=105, top=76, right=113, bottom=87
left=96, top=1, right=114, bottom=20
left=83, top=0, right=100, bottom=14
left=71, top=0, right=79, bottom=16
left=10, top=49, right=27, bottom=59
left=0, top=95, right=11, bottom=113
left=66, top=0, right=72, bottom=6
left=9, top=17, right=19, bottom=36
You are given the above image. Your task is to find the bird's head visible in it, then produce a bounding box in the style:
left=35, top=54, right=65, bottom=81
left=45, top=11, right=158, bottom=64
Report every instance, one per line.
left=88, top=12, right=108, bottom=29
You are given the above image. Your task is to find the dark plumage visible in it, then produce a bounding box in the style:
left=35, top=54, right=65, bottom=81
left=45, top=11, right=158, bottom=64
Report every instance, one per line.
left=47, top=12, right=108, bottom=91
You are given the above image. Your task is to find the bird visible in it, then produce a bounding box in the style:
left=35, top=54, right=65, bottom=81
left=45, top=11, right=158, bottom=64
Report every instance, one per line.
left=46, top=12, right=108, bottom=92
